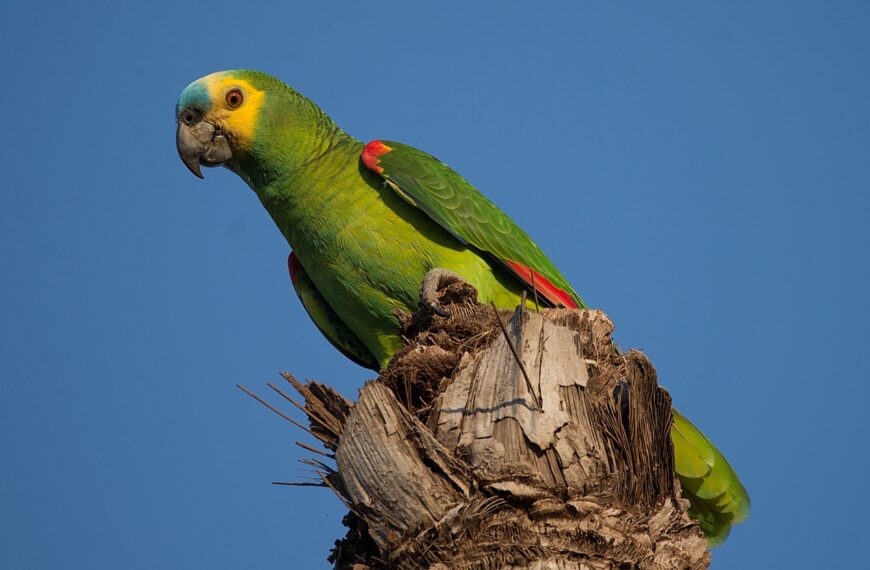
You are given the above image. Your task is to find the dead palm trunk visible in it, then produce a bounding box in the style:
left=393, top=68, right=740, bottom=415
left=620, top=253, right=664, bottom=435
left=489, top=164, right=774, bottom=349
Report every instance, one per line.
left=253, top=281, right=710, bottom=569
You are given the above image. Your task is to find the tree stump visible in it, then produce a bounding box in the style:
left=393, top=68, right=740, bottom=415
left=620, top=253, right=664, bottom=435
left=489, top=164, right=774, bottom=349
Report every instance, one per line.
left=268, top=282, right=710, bottom=569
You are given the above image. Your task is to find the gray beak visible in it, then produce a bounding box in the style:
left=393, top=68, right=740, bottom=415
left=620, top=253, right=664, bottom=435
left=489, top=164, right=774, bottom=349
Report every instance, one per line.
left=176, top=112, right=233, bottom=178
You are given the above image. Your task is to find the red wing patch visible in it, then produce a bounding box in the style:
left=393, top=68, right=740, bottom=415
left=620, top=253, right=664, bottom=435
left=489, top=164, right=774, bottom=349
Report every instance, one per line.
left=504, top=260, right=578, bottom=309
left=288, top=251, right=300, bottom=284
left=361, top=140, right=393, bottom=173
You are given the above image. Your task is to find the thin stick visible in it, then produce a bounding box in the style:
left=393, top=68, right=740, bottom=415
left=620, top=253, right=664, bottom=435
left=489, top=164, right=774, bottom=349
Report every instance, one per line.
left=268, top=382, right=340, bottom=436
left=281, top=372, right=344, bottom=436
left=317, top=470, right=361, bottom=518
left=237, top=384, right=329, bottom=444
left=237, top=384, right=297, bottom=425
left=300, top=457, right=334, bottom=473
left=530, top=271, right=540, bottom=313
left=489, top=302, right=542, bottom=409
left=295, top=441, right=334, bottom=458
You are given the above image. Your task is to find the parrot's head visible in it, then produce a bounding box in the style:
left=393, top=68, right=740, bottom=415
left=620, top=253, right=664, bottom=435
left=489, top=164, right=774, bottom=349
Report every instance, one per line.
left=175, top=69, right=283, bottom=179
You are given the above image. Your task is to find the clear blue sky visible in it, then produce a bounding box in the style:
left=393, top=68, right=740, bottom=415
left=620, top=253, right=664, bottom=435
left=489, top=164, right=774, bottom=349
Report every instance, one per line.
left=1, top=2, right=868, bottom=568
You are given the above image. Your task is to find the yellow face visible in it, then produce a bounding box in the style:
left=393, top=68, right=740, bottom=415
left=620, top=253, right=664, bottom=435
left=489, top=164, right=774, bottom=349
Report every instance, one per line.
left=197, top=72, right=266, bottom=150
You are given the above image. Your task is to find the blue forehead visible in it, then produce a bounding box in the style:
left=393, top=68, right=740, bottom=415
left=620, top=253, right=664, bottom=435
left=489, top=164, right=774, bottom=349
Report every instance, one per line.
left=176, top=81, right=211, bottom=116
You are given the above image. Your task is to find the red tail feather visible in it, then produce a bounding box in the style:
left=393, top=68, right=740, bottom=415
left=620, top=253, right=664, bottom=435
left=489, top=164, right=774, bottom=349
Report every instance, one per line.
left=504, top=260, right=578, bottom=309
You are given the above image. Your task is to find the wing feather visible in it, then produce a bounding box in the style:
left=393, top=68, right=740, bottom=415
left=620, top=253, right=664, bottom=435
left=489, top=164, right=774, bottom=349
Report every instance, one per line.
left=362, top=140, right=584, bottom=308
left=288, top=252, right=379, bottom=370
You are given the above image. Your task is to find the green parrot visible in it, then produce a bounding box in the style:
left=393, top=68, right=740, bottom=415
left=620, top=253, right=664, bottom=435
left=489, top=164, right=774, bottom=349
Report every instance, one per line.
left=176, top=69, right=749, bottom=544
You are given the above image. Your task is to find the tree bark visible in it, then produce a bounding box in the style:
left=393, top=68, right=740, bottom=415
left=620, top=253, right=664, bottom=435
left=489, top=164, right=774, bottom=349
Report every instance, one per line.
left=271, top=282, right=710, bottom=569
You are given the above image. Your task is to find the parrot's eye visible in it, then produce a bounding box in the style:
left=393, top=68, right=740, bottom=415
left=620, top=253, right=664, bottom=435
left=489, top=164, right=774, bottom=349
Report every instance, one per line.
left=226, top=89, right=244, bottom=109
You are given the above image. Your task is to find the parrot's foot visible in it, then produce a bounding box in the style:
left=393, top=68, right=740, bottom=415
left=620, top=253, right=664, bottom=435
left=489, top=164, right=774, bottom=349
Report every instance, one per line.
left=420, top=268, right=463, bottom=317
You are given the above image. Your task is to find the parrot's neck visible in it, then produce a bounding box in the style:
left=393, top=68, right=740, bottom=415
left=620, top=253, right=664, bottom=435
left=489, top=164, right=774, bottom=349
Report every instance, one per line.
left=227, top=89, right=351, bottom=190
left=228, top=101, right=378, bottom=254
left=222, top=87, right=375, bottom=247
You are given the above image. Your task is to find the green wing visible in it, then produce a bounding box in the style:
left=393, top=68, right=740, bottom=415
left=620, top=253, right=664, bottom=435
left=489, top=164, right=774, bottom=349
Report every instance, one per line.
left=362, top=140, right=584, bottom=309
left=288, top=252, right=379, bottom=370
left=672, top=409, right=751, bottom=546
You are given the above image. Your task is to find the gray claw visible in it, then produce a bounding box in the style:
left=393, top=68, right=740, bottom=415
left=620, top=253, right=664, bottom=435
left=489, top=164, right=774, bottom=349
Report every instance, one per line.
left=420, top=268, right=463, bottom=317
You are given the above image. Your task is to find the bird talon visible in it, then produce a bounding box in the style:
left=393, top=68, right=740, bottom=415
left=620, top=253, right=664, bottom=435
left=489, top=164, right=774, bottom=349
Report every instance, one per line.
left=428, top=300, right=451, bottom=318
left=420, top=268, right=463, bottom=318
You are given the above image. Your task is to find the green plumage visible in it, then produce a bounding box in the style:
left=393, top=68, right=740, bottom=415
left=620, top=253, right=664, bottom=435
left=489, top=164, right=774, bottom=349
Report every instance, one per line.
left=177, top=70, right=749, bottom=545
left=372, top=141, right=584, bottom=309
left=672, top=410, right=751, bottom=545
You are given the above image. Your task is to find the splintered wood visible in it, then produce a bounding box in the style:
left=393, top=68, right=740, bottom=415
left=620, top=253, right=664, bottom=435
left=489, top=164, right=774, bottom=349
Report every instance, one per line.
left=284, top=285, right=710, bottom=569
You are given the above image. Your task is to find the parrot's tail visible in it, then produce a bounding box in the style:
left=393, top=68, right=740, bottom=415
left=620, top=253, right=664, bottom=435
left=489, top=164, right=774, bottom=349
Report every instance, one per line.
left=671, top=409, right=750, bottom=546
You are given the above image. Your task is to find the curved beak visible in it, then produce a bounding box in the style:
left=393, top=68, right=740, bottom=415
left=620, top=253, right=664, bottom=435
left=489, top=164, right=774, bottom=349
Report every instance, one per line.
left=176, top=118, right=233, bottom=179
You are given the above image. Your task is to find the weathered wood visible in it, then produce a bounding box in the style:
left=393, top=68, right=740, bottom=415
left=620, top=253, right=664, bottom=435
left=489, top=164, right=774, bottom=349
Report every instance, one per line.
left=335, top=381, right=471, bottom=548
left=279, top=283, right=709, bottom=569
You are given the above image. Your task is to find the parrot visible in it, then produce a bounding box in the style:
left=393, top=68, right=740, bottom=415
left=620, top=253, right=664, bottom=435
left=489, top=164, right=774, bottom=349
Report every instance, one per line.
left=176, top=69, right=749, bottom=545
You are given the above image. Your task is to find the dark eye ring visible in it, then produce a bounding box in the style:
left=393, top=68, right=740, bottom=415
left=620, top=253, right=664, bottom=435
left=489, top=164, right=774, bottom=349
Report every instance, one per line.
left=182, top=108, right=201, bottom=125
left=226, top=89, right=244, bottom=108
